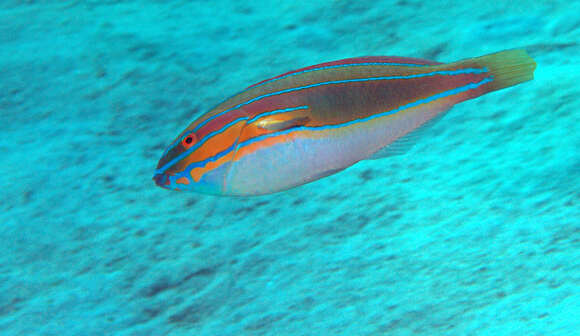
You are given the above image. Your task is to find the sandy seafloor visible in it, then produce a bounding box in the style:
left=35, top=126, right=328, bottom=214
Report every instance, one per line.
left=0, top=0, right=579, bottom=335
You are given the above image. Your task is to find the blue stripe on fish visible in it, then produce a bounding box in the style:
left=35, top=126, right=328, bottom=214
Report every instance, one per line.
left=237, top=76, right=494, bottom=149
left=156, top=118, right=248, bottom=175
left=193, top=68, right=489, bottom=133
left=172, top=75, right=493, bottom=180
left=163, top=67, right=488, bottom=158
left=246, top=105, right=310, bottom=124
left=247, top=61, right=432, bottom=91
left=160, top=68, right=489, bottom=175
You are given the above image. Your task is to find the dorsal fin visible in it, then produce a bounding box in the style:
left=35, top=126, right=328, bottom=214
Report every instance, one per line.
left=247, top=56, right=442, bottom=89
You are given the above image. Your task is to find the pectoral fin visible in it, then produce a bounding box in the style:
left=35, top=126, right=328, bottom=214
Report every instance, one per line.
left=256, top=116, right=311, bottom=131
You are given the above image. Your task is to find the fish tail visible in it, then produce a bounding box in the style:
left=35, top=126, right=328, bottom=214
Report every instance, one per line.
left=460, top=49, right=537, bottom=91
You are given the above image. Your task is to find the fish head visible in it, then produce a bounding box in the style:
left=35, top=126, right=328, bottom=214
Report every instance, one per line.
left=153, top=125, right=234, bottom=195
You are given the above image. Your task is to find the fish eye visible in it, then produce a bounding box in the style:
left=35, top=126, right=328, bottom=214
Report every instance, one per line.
left=181, top=134, right=197, bottom=149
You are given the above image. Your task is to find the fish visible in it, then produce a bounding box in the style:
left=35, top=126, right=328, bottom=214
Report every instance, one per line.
left=153, top=49, right=536, bottom=196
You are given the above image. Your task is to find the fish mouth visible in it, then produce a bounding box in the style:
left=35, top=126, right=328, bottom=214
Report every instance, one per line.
left=153, top=173, right=171, bottom=189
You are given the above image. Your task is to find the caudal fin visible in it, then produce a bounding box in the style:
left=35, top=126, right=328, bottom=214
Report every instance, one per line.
left=461, top=49, right=537, bottom=91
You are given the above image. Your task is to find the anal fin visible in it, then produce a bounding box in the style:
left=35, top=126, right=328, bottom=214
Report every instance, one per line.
left=368, top=111, right=450, bottom=160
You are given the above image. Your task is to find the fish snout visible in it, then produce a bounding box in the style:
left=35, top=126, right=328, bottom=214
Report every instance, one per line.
left=153, top=173, right=170, bottom=189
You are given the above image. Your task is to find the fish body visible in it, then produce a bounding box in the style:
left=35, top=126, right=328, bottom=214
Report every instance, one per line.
left=154, top=49, right=536, bottom=196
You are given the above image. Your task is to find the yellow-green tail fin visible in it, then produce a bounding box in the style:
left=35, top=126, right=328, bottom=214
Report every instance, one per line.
left=461, top=49, right=537, bottom=91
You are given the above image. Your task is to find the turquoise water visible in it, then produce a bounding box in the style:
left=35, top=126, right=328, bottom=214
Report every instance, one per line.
left=1, top=1, right=578, bottom=335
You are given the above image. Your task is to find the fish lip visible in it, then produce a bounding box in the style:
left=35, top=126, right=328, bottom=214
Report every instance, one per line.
left=153, top=173, right=170, bottom=189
